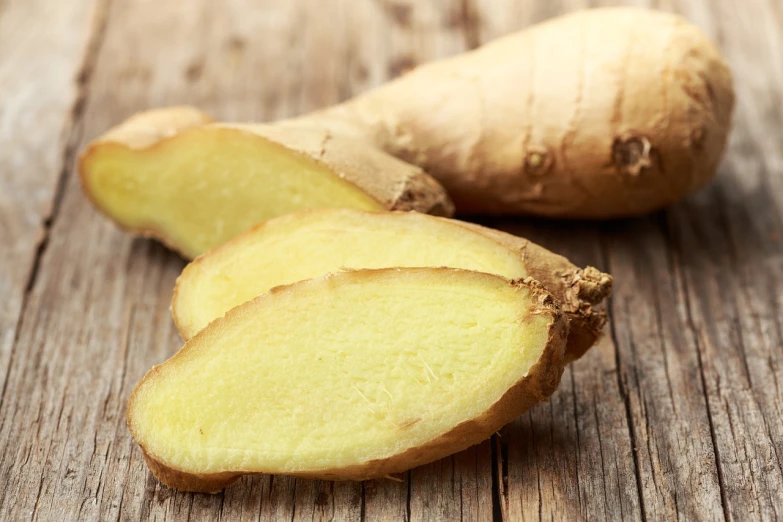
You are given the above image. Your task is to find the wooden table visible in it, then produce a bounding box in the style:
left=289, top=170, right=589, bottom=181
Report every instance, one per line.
left=2, top=0, right=781, bottom=520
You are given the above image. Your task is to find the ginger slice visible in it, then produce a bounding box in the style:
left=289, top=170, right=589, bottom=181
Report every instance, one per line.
left=172, top=209, right=611, bottom=362
left=128, top=268, right=568, bottom=492
left=79, top=107, right=453, bottom=259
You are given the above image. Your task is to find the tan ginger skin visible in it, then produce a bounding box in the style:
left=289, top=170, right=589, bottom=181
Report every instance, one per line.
left=282, top=7, right=735, bottom=217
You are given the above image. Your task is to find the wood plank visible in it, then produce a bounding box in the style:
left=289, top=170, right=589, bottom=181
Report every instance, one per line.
left=0, top=2, right=292, bottom=520
left=0, top=0, right=300, bottom=518
left=601, top=217, right=726, bottom=520
left=0, top=1, right=493, bottom=520
left=485, top=0, right=782, bottom=520
left=487, top=219, right=643, bottom=522
left=0, top=0, right=105, bottom=513
left=667, top=0, right=783, bottom=518
left=0, top=0, right=102, bottom=451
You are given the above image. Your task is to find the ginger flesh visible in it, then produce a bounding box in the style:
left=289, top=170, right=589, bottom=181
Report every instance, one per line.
left=81, top=126, right=383, bottom=258
left=129, top=269, right=563, bottom=487
left=173, top=210, right=529, bottom=340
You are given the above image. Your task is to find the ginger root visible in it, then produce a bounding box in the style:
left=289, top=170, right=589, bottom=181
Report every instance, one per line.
left=289, top=7, right=734, bottom=217
left=79, top=107, right=453, bottom=258
left=129, top=268, right=568, bottom=492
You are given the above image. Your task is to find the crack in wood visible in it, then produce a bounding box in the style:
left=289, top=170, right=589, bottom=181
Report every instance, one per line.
left=567, top=368, right=588, bottom=518
left=405, top=470, right=412, bottom=522
left=289, top=477, right=297, bottom=522
left=592, top=394, right=610, bottom=521
left=0, top=0, right=111, bottom=422
left=490, top=434, right=502, bottom=522
left=660, top=207, right=741, bottom=522
left=599, top=234, right=648, bottom=522
left=360, top=481, right=366, bottom=522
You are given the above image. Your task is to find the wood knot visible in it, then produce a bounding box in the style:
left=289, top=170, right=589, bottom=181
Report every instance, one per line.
left=612, top=134, right=654, bottom=177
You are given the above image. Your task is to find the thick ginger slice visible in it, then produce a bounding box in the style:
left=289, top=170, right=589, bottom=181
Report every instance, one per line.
left=79, top=107, right=453, bottom=258
left=128, top=268, right=568, bottom=492
left=172, top=209, right=612, bottom=362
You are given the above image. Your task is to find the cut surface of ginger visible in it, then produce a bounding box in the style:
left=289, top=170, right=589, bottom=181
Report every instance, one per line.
left=173, top=210, right=529, bottom=340
left=129, top=268, right=566, bottom=490
left=81, top=126, right=384, bottom=258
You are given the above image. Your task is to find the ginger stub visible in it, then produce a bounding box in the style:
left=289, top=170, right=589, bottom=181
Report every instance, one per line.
left=173, top=209, right=612, bottom=363
left=79, top=108, right=453, bottom=259
left=128, top=268, right=568, bottom=492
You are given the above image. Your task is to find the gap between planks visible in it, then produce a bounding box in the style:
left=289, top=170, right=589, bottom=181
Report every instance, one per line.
left=0, top=0, right=112, bottom=418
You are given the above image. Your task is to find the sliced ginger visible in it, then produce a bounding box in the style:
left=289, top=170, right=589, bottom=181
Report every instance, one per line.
left=129, top=268, right=568, bottom=492
left=79, top=108, right=453, bottom=259
left=172, top=209, right=611, bottom=362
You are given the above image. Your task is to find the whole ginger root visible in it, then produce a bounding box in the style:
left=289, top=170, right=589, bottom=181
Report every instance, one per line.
left=286, top=7, right=734, bottom=217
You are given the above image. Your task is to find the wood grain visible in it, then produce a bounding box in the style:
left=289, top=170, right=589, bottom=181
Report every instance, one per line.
left=485, top=219, right=643, bottom=522
left=0, top=0, right=101, bottom=412
left=0, top=0, right=103, bottom=514
left=669, top=1, right=783, bottom=519
left=1, top=0, right=782, bottom=520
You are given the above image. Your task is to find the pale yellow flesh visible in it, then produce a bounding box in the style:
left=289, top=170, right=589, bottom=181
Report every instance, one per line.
left=174, top=210, right=529, bottom=339
left=82, top=127, right=384, bottom=258
left=130, top=269, right=551, bottom=475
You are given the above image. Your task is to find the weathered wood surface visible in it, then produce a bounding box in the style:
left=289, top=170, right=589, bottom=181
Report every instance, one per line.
left=1, top=0, right=781, bottom=520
